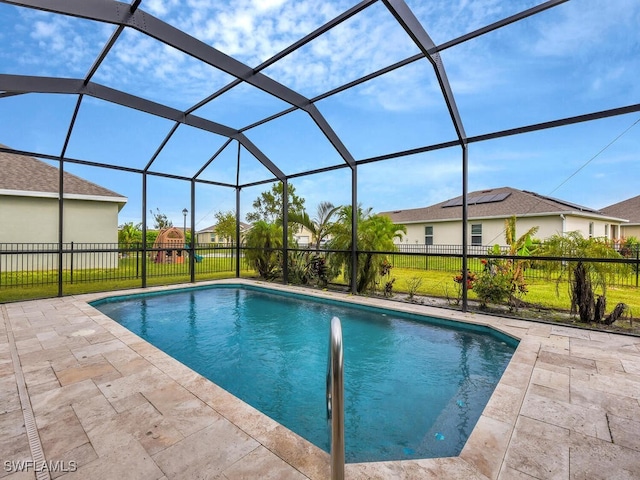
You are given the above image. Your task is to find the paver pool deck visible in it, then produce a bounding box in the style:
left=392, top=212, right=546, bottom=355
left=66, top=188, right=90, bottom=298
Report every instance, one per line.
left=1, top=279, right=639, bottom=479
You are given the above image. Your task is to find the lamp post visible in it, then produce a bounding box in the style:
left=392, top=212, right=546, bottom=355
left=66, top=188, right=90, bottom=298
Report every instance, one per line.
left=182, top=208, right=188, bottom=238
left=182, top=208, right=189, bottom=270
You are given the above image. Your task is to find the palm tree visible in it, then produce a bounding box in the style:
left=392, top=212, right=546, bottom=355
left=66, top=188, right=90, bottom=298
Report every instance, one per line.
left=328, top=206, right=406, bottom=293
left=289, top=201, right=340, bottom=250
left=504, top=216, right=538, bottom=257
left=538, top=231, right=623, bottom=320
left=243, top=221, right=284, bottom=280
left=504, top=216, right=539, bottom=298
left=118, top=222, right=142, bottom=249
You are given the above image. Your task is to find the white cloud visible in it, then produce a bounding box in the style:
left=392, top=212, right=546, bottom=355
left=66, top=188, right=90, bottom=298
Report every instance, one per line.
left=354, top=150, right=507, bottom=211
left=8, top=11, right=109, bottom=76
left=145, top=0, right=180, bottom=17
left=92, top=28, right=234, bottom=107
left=122, top=0, right=427, bottom=108
left=252, top=0, right=287, bottom=13
left=406, top=0, right=539, bottom=44
left=529, top=1, right=638, bottom=58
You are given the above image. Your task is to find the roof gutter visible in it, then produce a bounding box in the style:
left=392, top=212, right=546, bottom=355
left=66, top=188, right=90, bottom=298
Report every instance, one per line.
left=385, top=210, right=629, bottom=224
left=0, top=189, right=128, bottom=205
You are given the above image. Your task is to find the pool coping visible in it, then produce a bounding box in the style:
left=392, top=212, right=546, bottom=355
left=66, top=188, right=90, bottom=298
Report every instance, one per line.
left=1, top=278, right=639, bottom=479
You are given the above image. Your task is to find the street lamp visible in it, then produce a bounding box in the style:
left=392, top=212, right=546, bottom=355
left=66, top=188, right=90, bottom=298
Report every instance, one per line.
left=182, top=208, right=189, bottom=272
left=182, top=208, right=188, bottom=238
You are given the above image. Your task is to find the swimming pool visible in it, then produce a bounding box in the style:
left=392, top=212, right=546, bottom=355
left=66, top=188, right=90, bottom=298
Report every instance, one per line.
left=92, top=284, right=517, bottom=463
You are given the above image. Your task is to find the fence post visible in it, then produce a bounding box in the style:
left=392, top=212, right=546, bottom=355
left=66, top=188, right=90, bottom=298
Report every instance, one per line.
left=424, top=244, right=429, bottom=270
left=636, top=245, right=640, bottom=288
left=70, top=241, right=74, bottom=285
left=136, top=245, right=140, bottom=279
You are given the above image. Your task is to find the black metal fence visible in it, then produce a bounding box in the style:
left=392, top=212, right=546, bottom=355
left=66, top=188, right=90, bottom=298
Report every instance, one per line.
left=391, top=244, right=639, bottom=288
left=390, top=244, right=507, bottom=272
left=1, top=242, right=638, bottom=296
left=0, top=242, right=251, bottom=289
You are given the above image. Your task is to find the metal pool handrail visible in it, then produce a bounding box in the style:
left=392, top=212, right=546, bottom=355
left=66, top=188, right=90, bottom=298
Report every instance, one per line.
left=326, top=316, right=345, bottom=480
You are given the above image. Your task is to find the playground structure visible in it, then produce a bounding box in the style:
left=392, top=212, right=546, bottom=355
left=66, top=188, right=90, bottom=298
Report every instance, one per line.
left=153, top=227, right=186, bottom=264
left=152, top=227, right=203, bottom=264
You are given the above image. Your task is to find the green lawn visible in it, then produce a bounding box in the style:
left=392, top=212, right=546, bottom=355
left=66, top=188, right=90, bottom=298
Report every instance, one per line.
left=0, top=271, right=246, bottom=303
left=2, top=259, right=638, bottom=324
left=389, top=267, right=639, bottom=318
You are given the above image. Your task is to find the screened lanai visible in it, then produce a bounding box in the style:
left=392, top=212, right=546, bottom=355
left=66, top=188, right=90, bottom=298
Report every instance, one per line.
left=1, top=0, right=639, bottom=307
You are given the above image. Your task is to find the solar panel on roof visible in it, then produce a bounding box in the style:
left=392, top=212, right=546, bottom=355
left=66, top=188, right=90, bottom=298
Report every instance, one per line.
left=442, top=198, right=463, bottom=208
left=492, top=192, right=510, bottom=202
left=441, top=192, right=511, bottom=208
left=522, top=190, right=595, bottom=212
left=473, top=195, right=492, bottom=203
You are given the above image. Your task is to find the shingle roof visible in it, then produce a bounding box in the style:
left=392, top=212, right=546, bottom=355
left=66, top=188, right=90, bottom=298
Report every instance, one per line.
left=196, top=222, right=251, bottom=234
left=0, top=145, right=125, bottom=200
left=379, top=186, right=620, bottom=223
left=601, top=195, right=640, bottom=225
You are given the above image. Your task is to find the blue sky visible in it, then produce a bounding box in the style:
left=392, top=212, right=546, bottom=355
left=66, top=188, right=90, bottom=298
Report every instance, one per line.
left=0, top=0, right=638, bottom=231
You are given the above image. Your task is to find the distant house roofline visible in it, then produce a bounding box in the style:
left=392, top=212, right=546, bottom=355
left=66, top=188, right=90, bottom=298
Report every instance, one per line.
left=196, top=221, right=252, bottom=235
left=379, top=186, right=629, bottom=224
left=0, top=188, right=128, bottom=207
left=387, top=210, right=628, bottom=224
left=0, top=144, right=127, bottom=202
left=601, top=194, right=640, bottom=224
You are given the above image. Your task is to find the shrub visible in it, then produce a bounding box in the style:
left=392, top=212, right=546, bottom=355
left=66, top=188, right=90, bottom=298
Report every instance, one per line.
left=452, top=270, right=477, bottom=305
left=288, top=251, right=332, bottom=287
left=404, top=276, right=423, bottom=303
left=244, top=221, right=283, bottom=280
left=473, top=263, right=512, bottom=309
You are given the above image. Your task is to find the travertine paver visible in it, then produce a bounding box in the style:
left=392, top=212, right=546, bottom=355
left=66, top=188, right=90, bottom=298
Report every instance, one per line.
left=1, top=279, right=639, bottom=479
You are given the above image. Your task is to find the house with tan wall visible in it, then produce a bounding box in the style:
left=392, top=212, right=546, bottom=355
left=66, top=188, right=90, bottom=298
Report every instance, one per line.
left=0, top=146, right=127, bottom=270
left=195, top=222, right=251, bottom=245
left=379, top=187, right=626, bottom=248
left=602, top=195, right=640, bottom=241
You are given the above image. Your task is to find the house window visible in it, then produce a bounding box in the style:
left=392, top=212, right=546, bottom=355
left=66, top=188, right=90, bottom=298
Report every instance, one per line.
left=589, top=222, right=594, bottom=238
left=424, top=226, right=433, bottom=245
left=604, top=224, right=609, bottom=239
left=471, top=224, right=482, bottom=245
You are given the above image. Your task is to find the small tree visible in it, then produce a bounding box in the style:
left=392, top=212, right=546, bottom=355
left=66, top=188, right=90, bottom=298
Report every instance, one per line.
left=246, top=182, right=305, bottom=224
left=539, top=231, right=627, bottom=324
left=504, top=216, right=539, bottom=305
left=619, top=236, right=640, bottom=276
left=145, top=230, right=159, bottom=248
left=214, top=210, right=237, bottom=244
left=243, top=221, right=283, bottom=280
left=328, top=206, right=405, bottom=293
left=118, top=222, right=142, bottom=248
left=473, top=257, right=512, bottom=309
left=467, top=217, right=539, bottom=310
left=150, top=208, right=173, bottom=229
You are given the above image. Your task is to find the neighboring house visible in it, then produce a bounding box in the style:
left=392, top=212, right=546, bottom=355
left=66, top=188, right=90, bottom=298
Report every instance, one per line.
left=195, top=222, right=251, bottom=244
left=379, top=186, right=627, bottom=247
left=196, top=222, right=316, bottom=247
left=291, top=224, right=315, bottom=246
left=601, top=195, right=640, bottom=241
left=0, top=146, right=127, bottom=270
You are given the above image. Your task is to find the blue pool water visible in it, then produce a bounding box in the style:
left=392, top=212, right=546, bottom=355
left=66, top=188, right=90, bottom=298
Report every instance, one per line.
left=92, top=285, right=517, bottom=463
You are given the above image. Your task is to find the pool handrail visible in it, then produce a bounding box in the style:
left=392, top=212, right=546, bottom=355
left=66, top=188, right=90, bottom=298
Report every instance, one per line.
left=326, top=316, right=345, bottom=480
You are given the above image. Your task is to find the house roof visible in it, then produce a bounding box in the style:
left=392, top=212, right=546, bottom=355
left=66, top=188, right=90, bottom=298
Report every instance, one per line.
left=379, top=186, right=626, bottom=223
left=601, top=195, right=640, bottom=225
left=196, top=222, right=251, bottom=234
left=0, top=145, right=126, bottom=203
